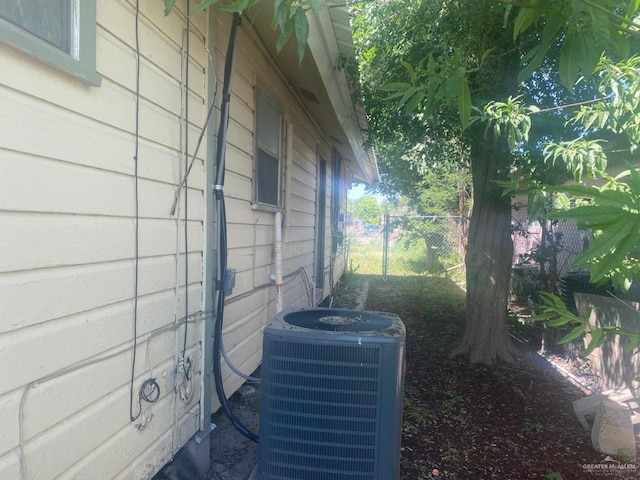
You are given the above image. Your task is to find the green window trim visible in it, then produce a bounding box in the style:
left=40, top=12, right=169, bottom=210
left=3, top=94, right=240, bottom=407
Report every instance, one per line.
left=0, top=0, right=101, bottom=86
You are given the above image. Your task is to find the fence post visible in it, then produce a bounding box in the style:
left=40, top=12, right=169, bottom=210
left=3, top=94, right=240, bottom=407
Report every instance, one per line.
left=382, top=213, right=389, bottom=279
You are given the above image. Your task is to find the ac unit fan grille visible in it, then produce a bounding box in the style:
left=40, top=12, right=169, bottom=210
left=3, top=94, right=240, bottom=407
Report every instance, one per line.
left=267, top=385, right=378, bottom=406
left=266, top=464, right=375, bottom=480
left=268, top=424, right=377, bottom=446
left=270, top=438, right=376, bottom=459
left=270, top=371, right=378, bottom=392
left=269, top=357, right=379, bottom=378
left=271, top=398, right=377, bottom=419
left=269, top=340, right=381, bottom=363
left=260, top=339, right=383, bottom=479
left=283, top=309, right=393, bottom=332
left=267, top=410, right=377, bottom=434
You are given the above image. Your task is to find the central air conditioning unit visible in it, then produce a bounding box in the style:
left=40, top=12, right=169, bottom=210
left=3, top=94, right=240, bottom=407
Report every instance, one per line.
left=258, top=307, right=405, bottom=480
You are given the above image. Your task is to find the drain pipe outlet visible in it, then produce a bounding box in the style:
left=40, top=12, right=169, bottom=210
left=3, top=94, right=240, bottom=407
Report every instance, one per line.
left=274, top=211, right=283, bottom=313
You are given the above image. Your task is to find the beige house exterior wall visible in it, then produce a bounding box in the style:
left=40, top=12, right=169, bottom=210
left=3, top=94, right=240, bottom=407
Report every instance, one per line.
left=0, top=1, right=355, bottom=479
left=0, top=1, right=207, bottom=478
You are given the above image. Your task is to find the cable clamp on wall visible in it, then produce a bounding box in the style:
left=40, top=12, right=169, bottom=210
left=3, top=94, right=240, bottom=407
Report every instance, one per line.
left=213, top=184, right=224, bottom=199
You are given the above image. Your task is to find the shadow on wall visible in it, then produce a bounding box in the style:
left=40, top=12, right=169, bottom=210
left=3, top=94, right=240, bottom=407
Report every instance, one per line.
left=577, top=293, right=640, bottom=392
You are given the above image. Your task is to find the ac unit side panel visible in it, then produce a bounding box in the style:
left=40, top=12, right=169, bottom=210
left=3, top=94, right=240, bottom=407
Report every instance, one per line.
left=376, top=338, right=405, bottom=479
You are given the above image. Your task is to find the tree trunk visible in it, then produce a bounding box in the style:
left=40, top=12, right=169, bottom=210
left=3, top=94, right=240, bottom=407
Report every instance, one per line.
left=451, top=126, right=518, bottom=364
left=458, top=177, right=471, bottom=259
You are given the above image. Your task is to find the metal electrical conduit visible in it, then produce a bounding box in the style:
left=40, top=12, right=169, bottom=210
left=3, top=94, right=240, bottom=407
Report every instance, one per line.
left=211, top=12, right=259, bottom=444
left=220, top=266, right=316, bottom=384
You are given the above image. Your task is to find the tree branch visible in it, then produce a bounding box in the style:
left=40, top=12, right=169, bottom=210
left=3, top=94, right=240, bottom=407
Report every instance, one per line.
left=580, top=0, right=640, bottom=32
left=531, top=94, right=613, bottom=114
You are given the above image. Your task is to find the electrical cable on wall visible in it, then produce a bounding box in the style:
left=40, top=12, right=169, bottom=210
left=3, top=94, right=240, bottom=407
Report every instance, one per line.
left=169, top=91, right=218, bottom=217
left=17, top=318, right=190, bottom=480
left=211, top=11, right=259, bottom=443
left=181, top=0, right=191, bottom=377
left=218, top=267, right=313, bottom=384
left=128, top=0, right=165, bottom=424
left=129, top=0, right=143, bottom=424
left=169, top=4, right=221, bottom=219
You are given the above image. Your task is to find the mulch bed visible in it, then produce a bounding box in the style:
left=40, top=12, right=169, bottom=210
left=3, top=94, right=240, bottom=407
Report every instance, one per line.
left=337, top=275, right=639, bottom=480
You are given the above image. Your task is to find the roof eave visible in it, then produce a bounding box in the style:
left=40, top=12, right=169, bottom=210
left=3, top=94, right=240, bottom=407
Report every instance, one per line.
left=306, top=6, right=379, bottom=185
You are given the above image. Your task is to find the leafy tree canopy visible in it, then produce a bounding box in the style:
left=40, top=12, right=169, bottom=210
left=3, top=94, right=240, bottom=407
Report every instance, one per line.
left=350, top=195, right=382, bottom=226
left=352, top=0, right=639, bottom=364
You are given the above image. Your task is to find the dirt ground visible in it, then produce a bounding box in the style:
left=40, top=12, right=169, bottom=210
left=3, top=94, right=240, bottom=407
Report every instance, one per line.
left=164, top=273, right=639, bottom=480
left=359, top=275, right=639, bottom=480
left=207, top=386, right=260, bottom=480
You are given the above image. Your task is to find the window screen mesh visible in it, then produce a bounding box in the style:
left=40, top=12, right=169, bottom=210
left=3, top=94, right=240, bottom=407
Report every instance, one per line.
left=0, top=0, right=71, bottom=53
left=255, top=90, right=281, bottom=207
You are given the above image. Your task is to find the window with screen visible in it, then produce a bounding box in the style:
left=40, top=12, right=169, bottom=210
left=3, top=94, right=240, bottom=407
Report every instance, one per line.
left=0, top=0, right=100, bottom=85
left=254, top=89, right=283, bottom=208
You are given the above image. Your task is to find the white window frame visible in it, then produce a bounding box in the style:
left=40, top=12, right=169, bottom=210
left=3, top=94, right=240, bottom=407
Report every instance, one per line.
left=0, top=0, right=101, bottom=85
left=253, top=86, right=284, bottom=211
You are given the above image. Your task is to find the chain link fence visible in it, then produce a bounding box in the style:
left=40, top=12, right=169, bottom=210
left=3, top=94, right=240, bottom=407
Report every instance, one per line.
left=512, top=216, right=587, bottom=278
left=510, top=215, right=618, bottom=311
left=347, top=214, right=465, bottom=280
left=347, top=209, right=588, bottom=287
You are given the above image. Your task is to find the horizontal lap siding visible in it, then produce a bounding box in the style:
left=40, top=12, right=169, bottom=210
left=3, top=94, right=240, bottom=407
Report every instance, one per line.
left=0, top=1, right=207, bottom=478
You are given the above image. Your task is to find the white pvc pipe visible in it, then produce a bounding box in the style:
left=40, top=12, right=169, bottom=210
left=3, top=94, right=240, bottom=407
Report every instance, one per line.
left=274, top=211, right=283, bottom=313
left=284, top=123, right=293, bottom=226
left=284, top=123, right=293, bottom=222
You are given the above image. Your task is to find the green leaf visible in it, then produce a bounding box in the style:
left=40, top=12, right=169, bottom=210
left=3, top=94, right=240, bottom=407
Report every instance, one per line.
left=405, top=90, right=424, bottom=113
left=627, top=167, right=640, bottom=197
left=190, top=0, right=220, bottom=16
left=572, top=217, right=635, bottom=266
left=595, top=189, right=635, bottom=209
left=512, top=6, right=535, bottom=42
left=276, top=15, right=294, bottom=53
left=518, top=14, right=565, bottom=84
left=400, top=86, right=420, bottom=105
left=547, top=205, right=627, bottom=224
left=627, top=0, right=640, bottom=21
left=589, top=222, right=640, bottom=282
left=624, top=334, right=640, bottom=354
left=458, top=78, right=471, bottom=130
left=380, top=82, right=412, bottom=92
left=309, top=0, right=324, bottom=13
left=445, top=67, right=466, bottom=100
left=558, top=29, right=601, bottom=89
left=274, top=0, right=289, bottom=32
left=550, top=184, right=599, bottom=197
left=480, top=48, right=495, bottom=66
left=575, top=31, right=601, bottom=78
left=584, top=328, right=606, bottom=356
left=589, top=6, right=611, bottom=53
left=557, top=325, right=586, bottom=344
left=540, top=292, right=565, bottom=309
left=217, top=0, right=259, bottom=12
left=548, top=317, right=574, bottom=327
left=402, top=61, right=417, bottom=84
left=164, top=0, right=177, bottom=16
left=294, top=7, right=309, bottom=64
left=559, top=32, right=580, bottom=90
left=529, top=312, right=558, bottom=322
left=503, top=3, right=513, bottom=29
